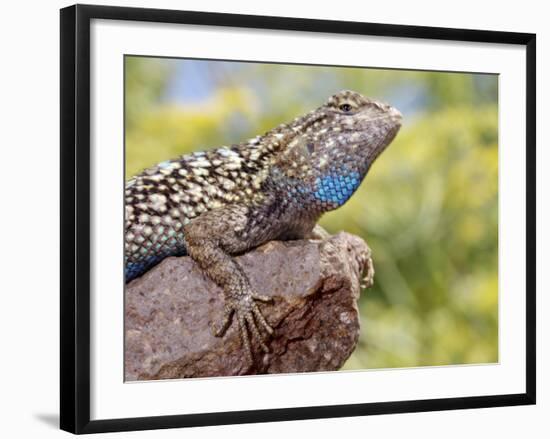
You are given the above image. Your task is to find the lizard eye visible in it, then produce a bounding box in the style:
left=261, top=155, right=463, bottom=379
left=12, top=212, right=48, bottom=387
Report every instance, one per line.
left=339, top=103, right=352, bottom=113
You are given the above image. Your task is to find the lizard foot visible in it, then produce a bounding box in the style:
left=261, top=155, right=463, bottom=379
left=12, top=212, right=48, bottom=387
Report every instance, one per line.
left=213, top=293, right=274, bottom=364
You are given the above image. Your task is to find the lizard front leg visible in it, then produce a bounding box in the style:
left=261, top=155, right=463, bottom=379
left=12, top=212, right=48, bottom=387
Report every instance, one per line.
left=183, top=204, right=274, bottom=364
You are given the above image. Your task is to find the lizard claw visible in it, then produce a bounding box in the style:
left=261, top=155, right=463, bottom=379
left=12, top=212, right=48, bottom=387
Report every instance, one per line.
left=214, top=293, right=274, bottom=362
left=251, top=302, right=273, bottom=335
left=211, top=305, right=234, bottom=337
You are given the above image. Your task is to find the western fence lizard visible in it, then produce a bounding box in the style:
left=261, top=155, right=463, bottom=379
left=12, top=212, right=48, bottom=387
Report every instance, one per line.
left=125, top=90, right=402, bottom=363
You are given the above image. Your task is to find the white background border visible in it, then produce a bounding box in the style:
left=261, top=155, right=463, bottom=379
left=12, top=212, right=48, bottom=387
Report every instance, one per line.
left=90, top=19, right=526, bottom=421
left=3, top=0, right=548, bottom=438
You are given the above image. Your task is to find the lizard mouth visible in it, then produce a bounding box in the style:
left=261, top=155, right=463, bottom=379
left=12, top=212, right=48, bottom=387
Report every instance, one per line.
left=364, top=112, right=402, bottom=163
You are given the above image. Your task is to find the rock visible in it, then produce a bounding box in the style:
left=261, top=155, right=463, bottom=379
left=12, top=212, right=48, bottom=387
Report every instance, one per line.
left=125, top=231, right=373, bottom=381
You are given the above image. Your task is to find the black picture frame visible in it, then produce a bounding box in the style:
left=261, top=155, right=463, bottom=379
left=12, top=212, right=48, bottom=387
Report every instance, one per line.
left=60, top=3, right=536, bottom=434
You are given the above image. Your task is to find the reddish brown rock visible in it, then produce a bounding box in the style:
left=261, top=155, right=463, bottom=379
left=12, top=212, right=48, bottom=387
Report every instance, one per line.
left=125, top=231, right=372, bottom=380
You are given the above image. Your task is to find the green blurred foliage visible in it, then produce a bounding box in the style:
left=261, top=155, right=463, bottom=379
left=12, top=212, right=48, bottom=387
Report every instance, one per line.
left=125, top=56, right=498, bottom=370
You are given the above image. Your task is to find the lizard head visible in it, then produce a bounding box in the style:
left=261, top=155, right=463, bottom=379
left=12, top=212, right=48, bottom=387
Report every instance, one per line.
left=274, top=90, right=402, bottom=212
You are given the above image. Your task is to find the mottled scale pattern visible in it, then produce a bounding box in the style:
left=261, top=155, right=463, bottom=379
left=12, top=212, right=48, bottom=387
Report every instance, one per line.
left=125, top=146, right=271, bottom=281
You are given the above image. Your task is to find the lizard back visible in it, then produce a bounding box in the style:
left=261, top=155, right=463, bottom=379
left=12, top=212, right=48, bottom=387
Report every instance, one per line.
left=125, top=138, right=282, bottom=281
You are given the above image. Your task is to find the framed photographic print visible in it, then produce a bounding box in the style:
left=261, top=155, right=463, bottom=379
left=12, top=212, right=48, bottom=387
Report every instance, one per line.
left=60, top=4, right=536, bottom=434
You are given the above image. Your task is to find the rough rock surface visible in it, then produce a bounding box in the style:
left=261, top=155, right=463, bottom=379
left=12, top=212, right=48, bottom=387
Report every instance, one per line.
left=125, top=232, right=372, bottom=380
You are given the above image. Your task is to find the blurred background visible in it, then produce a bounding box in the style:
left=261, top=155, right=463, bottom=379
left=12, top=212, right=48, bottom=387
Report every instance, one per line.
left=125, top=56, right=498, bottom=370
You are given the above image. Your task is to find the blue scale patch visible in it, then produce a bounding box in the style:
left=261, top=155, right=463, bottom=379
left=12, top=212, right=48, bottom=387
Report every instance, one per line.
left=126, top=254, right=163, bottom=282
left=125, top=244, right=188, bottom=283
left=314, top=171, right=361, bottom=206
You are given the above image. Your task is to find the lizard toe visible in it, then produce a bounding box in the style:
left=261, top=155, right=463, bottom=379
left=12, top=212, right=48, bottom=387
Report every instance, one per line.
left=251, top=293, right=273, bottom=303
left=251, top=303, right=274, bottom=335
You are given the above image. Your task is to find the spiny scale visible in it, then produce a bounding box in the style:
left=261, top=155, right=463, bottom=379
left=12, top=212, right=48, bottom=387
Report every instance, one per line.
left=125, top=130, right=288, bottom=281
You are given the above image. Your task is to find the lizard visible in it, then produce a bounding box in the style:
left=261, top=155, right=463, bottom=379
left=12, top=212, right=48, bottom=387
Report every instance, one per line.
left=125, top=90, right=402, bottom=364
